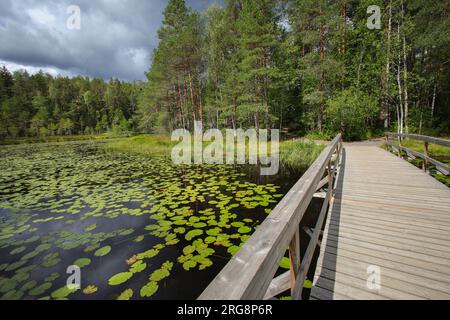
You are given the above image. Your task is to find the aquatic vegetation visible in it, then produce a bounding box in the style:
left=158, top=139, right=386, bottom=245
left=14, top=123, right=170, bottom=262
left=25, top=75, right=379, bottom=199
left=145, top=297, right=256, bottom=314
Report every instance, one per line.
left=94, top=246, right=112, bottom=257
left=29, top=282, right=53, bottom=296
left=0, top=141, right=295, bottom=300
left=108, top=272, right=133, bottom=286
left=73, top=258, right=91, bottom=268
left=117, top=288, right=133, bottom=300
left=129, top=261, right=147, bottom=274
left=279, top=257, right=291, bottom=270
left=51, top=285, right=77, bottom=299
left=83, top=285, right=98, bottom=295
left=140, top=281, right=158, bottom=298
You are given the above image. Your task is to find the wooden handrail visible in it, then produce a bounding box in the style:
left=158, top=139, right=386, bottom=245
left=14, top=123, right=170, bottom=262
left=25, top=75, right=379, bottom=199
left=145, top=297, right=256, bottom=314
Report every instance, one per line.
left=198, top=134, right=343, bottom=300
left=386, top=132, right=450, bottom=148
left=385, top=133, right=450, bottom=175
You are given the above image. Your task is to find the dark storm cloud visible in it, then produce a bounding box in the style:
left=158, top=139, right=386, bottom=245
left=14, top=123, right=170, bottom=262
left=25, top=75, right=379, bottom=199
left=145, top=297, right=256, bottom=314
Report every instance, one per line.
left=0, top=0, right=218, bottom=81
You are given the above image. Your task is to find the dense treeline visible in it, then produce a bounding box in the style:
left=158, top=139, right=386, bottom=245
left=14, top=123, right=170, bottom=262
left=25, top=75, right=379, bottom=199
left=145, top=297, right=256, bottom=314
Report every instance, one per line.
left=139, top=0, right=449, bottom=140
left=1, top=0, right=448, bottom=141
left=0, top=67, right=140, bottom=138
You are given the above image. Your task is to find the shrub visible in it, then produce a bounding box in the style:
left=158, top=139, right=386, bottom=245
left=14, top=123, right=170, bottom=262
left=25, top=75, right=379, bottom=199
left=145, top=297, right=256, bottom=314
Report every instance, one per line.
left=325, top=88, right=379, bottom=141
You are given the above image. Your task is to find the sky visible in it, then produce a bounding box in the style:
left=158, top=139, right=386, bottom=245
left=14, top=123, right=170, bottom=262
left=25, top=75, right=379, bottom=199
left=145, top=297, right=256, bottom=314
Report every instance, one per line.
left=0, top=0, right=220, bottom=82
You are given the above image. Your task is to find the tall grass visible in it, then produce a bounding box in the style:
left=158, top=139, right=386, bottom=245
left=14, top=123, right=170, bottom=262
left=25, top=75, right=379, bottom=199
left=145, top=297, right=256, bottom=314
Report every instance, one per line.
left=104, top=135, right=175, bottom=155
left=280, top=140, right=325, bottom=170
left=106, top=135, right=326, bottom=171
left=399, top=139, right=450, bottom=157
left=0, top=133, right=129, bottom=146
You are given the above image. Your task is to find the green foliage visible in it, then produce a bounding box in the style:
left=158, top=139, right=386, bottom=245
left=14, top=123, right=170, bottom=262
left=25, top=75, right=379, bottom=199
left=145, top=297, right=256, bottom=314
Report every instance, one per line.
left=0, top=68, right=139, bottom=139
left=325, top=88, right=379, bottom=141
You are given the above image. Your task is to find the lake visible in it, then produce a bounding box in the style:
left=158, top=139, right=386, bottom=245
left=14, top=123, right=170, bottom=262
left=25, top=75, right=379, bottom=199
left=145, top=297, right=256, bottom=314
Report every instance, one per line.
left=0, top=140, right=320, bottom=300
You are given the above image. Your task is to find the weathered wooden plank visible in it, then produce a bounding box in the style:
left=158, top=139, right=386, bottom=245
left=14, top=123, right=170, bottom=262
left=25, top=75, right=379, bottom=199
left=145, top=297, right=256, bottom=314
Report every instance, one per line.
left=312, top=140, right=450, bottom=300
left=263, top=271, right=290, bottom=300
left=317, top=243, right=450, bottom=284
left=328, top=210, right=450, bottom=235
left=323, top=230, right=450, bottom=260
left=314, top=267, right=425, bottom=300
left=326, top=220, right=450, bottom=249
left=386, top=141, right=450, bottom=175
left=317, top=254, right=450, bottom=294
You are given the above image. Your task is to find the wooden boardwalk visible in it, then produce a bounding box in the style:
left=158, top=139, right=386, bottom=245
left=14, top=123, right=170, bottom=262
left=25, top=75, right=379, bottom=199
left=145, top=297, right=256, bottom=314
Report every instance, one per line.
left=311, top=142, right=450, bottom=300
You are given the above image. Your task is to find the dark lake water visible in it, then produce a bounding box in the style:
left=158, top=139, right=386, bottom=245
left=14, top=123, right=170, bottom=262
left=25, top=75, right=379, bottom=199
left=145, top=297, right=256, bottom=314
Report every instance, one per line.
left=0, top=140, right=322, bottom=300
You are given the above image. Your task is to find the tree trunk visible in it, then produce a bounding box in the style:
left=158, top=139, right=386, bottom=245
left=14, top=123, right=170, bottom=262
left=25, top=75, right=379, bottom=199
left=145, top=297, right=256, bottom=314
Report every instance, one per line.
left=431, top=80, right=437, bottom=120
left=383, top=0, right=393, bottom=129
left=318, top=1, right=325, bottom=132
left=188, top=73, right=197, bottom=126
left=197, top=84, right=204, bottom=130
left=401, top=0, right=409, bottom=134
left=396, top=21, right=404, bottom=135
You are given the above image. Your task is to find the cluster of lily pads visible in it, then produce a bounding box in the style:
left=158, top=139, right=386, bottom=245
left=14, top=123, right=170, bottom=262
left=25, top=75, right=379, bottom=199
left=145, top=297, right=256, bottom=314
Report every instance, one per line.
left=0, top=142, right=289, bottom=300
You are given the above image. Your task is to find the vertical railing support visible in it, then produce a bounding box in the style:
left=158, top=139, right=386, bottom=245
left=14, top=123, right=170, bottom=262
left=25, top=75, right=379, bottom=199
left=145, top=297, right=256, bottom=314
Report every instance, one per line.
left=423, top=141, right=429, bottom=172
left=289, top=229, right=301, bottom=297
left=397, top=135, right=402, bottom=158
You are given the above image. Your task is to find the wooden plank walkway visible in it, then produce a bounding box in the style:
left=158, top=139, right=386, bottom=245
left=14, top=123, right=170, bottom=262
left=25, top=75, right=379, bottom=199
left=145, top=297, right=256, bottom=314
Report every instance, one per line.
left=311, top=141, right=450, bottom=300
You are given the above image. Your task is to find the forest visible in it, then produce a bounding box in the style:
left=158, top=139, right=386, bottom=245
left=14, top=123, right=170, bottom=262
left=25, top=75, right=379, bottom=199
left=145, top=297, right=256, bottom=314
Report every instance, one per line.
left=0, top=0, right=449, bottom=141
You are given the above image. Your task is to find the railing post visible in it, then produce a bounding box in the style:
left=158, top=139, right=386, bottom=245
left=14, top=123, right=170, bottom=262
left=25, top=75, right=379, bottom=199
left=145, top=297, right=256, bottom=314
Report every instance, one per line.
left=289, top=229, right=300, bottom=297
left=397, top=135, right=402, bottom=158
left=423, top=141, right=429, bottom=172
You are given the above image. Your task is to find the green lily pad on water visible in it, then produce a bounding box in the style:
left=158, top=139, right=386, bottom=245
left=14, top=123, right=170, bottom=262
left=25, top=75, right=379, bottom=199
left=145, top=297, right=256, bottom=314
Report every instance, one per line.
left=117, top=288, right=133, bottom=300
left=140, top=281, right=158, bottom=298
left=108, top=272, right=133, bottom=286
left=51, top=285, right=78, bottom=299
left=94, top=246, right=111, bottom=257
left=238, top=226, right=252, bottom=234
left=29, top=282, right=53, bottom=296
left=279, top=257, right=290, bottom=270
left=84, top=223, right=97, bottom=232
left=0, top=279, right=17, bottom=293
left=130, top=261, right=147, bottom=274
left=10, top=246, right=26, bottom=255
left=44, top=272, right=60, bottom=282
left=73, top=258, right=91, bottom=268
left=185, top=229, right=203, bottom=241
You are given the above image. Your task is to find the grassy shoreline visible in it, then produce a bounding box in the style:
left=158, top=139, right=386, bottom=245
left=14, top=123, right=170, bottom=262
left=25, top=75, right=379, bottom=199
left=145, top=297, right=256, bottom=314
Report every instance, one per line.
left=0, top=133, right=131, bottom=146
left=105, top=135, right=326, bottom=171
left=1, top=133, right=326, bottom=171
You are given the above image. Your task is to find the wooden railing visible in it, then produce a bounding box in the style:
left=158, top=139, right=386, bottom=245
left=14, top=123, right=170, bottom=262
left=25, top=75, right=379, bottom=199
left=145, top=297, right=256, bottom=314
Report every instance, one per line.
left=385, top=133, right=450, bottom=175
left=198, top=134, right=343, bottom=300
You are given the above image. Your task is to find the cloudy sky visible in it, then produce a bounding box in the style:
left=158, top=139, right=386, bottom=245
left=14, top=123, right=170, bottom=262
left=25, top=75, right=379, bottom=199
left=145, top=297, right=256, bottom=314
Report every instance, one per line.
left=0, top=0, right=219, bottom=81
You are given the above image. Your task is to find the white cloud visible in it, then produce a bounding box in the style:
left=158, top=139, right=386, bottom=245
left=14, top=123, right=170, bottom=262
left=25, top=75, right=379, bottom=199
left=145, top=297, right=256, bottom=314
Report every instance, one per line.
left=0, top=0, right=218, bottom=81
left=0, top=60, right=71, bottom=77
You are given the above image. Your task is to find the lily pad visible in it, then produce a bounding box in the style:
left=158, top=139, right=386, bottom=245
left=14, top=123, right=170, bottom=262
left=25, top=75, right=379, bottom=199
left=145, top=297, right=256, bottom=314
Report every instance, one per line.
left=108, top=272, right=133, bottom=286
left=83, top=285, right=98, bottom=295
left=185, top=229, right=203, bottom=241
left=140, top=281, right=158, bottom=298
left=73, top=258, right=91, bottom=268
left=117, top=288, right=133, bottom=300
left=51, top=285, right=78, bottom=299
left=94, top=246, right=111, bottom=257
left=130, top=261, right=147, bottom=274
left=279, top=257, right=291, bottom=270
left=29, top=282, right=53, bottom=296
left=238, top=226, right=252, bottom=234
